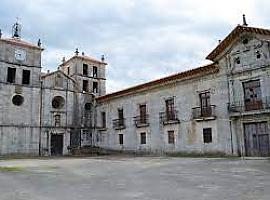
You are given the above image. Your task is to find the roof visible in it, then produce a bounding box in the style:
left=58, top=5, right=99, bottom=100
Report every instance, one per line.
left=41, top=70, right=76, bottom=83
left=60, top=55, right=107, bottom=66
left=97, top=63, right=218, bottom=102
left=0, top=37, right=43, bottom=50
left=206, top=25, right=270, bottom=61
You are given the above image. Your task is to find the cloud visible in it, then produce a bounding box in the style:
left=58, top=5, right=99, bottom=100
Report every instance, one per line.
left=0, top=0, right=265, bottom=92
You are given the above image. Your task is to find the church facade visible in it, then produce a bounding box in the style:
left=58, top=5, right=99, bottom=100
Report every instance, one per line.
left=0, top=20, right=270, bottom=156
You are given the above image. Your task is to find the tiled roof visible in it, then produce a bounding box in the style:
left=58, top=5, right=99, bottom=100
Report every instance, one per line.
left=97, top=63, right=218, bottom=102
left=60, top=55, right=107, bottom=66
left=206, top=25, right=270, bottom=61
left=0, top=37, right=43, bottom=50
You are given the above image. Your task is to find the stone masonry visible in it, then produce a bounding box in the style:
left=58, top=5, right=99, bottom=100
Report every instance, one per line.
left=0, top=20, right=270, bottom=156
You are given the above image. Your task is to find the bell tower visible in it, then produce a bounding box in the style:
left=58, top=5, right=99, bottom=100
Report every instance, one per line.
left=0, top=21, right=44, bottom=155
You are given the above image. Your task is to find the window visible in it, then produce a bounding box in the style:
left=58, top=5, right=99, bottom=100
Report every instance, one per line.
left=67, top=67, right=70, bottom=75
left=12, top=95, right=24, bottom=106
left=118, top=108, right=124, bottom=126
left=119, top=134, right=123, bottom=145
left=93, top=66, right=98, bottom=77
left=200, top=91, right=210, bottom=108
left=52, top=96, right=65, bottom=109
left=139, top=104, right=147, bottom=123
left=22, top=69, right=30, bottom=85
left=243, top=80, right=262, bottom=111
left=83, top=64, right=88, bottom=76
left=101, top=112, right=106, bottom=128
left=165, top=98, right=174, bottom=120
left=83, top=80, right=89, bottom=92
left=140, top=132, right=146, bottom=144
left=203, top=128, right=212, bottom=143
left=55, top=114, right=61, bottom=127
left=200, top=91, right=211, bottom=116
left=168, top=131, right=175, bottom=144
left=84, top=103, right=91, bottom=124
left=118, top=108, right=124, bottom=119
left=7, top=67, right=16, bottom=83
left=85, top=103, right=92, bottom=111
left=93, top=81, right=98, bottom=93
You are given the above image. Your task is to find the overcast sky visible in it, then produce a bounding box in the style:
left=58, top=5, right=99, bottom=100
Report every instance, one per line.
left=0, top=0, right=269, bottom=92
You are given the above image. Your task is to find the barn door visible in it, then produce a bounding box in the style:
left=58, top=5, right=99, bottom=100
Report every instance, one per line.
left=244, top=122, right=270, bottom=156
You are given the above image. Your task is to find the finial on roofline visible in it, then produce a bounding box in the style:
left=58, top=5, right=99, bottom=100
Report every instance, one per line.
left=12, top=17, right=22, bottom=38
left=75, top=48, right=79, bottom=56
left=101, top=55, right=105, bottom=62
left=243, top=14, right=248, bottom=26
left=37, top=39, right=41, bottom=47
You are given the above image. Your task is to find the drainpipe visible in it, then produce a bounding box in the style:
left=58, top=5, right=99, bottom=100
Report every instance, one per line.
left=39, top=80, right=43, bottom=156
left=93, top=93, right=97, bottom=147
left=229, top=120, right=234, bottom=155
left=65, top=77, right=68, bottom=153
left=225, top=55, right=234, bottom=155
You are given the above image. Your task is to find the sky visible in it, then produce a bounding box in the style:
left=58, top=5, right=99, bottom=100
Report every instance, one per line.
left=0, top=0, right=269, bottom=93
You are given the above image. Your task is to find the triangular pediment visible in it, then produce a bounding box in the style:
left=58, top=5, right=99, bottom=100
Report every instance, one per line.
left=206, top=25, right=270, bottom=61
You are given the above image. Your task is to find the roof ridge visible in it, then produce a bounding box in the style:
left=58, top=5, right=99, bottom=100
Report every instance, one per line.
left=97, top=63, right=218, bottom=101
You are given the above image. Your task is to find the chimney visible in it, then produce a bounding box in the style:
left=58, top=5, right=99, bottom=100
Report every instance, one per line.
left=0, top=29, right=2, bottom=38
left=82, top=52, right=85, bottom=56
left=62, top=57, right=66, bottom=63
left=47, top=70, right=50, bottom=73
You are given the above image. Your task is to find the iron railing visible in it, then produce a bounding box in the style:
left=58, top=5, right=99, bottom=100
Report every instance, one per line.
left=159, top=110, right=180, bottom=124
left=134, top=115, right=149, bottom=127
left=192, top=105, right=216, bottom=119
left=228, top=97, right=270, bottom=112
left=112, top=118, right=126, bottom=130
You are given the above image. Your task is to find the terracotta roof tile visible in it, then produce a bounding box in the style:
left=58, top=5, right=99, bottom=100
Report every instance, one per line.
left=97, top=63, right=218, bottom=102
left=206, top=25, right=270, bottom=61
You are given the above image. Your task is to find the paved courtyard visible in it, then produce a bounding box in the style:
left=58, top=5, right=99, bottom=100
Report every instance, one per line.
left=0, top=156, right=270, bottom=200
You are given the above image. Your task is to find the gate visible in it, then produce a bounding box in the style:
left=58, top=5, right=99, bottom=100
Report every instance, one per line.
left=244, top=122, right=270, bottom=157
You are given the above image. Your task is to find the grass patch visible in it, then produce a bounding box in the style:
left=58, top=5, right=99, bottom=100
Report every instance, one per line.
left=0, top=166, right=23, bottom=172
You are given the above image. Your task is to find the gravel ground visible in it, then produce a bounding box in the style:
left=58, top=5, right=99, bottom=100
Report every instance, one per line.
left=0, top=156, right=269, bottom=200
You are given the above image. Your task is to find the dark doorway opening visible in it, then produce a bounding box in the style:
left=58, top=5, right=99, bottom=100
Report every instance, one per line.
left=51, top=134, right=63, bottom=156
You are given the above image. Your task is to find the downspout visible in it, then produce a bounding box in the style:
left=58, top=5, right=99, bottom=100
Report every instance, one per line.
left=39, top=80, right=43, bottom=156
left=65, top=77, right=68, bottom=152
left=225, top=55, right=234, bottom=155
left=93, top=94, right=97, bottom=147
